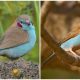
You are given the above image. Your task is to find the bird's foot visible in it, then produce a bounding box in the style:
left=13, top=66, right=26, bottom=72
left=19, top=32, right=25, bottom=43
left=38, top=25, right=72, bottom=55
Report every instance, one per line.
left=69, top=49, right=79, bottom=65
left=69, top=48, right=79, bottom=59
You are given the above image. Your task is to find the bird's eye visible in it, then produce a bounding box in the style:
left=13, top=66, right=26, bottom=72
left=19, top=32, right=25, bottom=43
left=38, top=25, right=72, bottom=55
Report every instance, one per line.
left=20, top=21, right=23, bottom=23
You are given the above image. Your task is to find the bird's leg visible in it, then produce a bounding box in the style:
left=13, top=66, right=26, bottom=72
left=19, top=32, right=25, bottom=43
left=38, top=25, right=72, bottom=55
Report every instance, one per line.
left=62, top=47, right=78, bottom=59
left=64, top=48, right=77, bottom=58
left=69, top=47, right=80, bottom=65
left=69, top=47, right=78, bottom=59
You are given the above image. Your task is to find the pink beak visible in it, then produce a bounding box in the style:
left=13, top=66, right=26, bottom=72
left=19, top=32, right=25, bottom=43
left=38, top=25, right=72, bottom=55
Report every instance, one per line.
left=26, top=20, right=30, bottom=25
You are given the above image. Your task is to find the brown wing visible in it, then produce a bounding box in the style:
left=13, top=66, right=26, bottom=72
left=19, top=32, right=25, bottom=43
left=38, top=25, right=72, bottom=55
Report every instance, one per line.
left=0, top=21, right=28, bottom=49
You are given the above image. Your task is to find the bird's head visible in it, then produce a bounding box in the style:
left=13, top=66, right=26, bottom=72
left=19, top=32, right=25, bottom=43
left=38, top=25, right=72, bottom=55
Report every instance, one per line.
left=17, top=15, right=35, bottom=31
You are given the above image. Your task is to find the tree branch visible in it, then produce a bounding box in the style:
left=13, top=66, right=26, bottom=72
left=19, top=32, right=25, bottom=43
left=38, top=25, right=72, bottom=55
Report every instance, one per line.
left=41, top=1, right=80, bottom=65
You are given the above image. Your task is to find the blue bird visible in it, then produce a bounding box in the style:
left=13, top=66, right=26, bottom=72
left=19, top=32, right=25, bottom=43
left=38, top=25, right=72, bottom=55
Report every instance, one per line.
left=60, top=34, right=80, bottom=58
left=0, top=15, right=36, bottom=58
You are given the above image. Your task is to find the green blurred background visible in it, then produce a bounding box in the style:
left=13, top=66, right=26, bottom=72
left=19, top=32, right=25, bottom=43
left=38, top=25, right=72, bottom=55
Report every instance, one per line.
left=0, top=1, right=39, bottom=63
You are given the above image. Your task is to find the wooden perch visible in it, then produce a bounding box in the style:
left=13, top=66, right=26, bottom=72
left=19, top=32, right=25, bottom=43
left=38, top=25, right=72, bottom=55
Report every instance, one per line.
left=41, top=1, right=54, bottom=28
left=41, top=46, right=53, bottom=63
left=41, top=28, right=77, bottom=64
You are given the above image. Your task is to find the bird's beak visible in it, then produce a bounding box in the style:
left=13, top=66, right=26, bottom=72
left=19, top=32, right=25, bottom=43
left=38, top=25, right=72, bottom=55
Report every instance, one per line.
left=26, top=20, right=30, bottom=25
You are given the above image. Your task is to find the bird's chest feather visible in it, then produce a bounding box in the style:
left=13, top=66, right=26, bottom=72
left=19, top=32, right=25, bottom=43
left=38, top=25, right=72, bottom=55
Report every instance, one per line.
left=0, top=27, right=29, bottom=49
left=5, top=29, right=36, bottom=58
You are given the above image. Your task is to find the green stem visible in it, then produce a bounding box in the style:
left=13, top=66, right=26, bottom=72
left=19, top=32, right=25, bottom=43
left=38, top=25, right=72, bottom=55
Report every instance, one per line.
left=33, top=1, right=39, bottom=27
left=0, top=21, right=4, bottom=37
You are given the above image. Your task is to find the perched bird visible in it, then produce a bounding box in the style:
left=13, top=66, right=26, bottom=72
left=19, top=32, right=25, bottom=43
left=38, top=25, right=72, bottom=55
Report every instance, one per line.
left=0, top=15, right=36, bottom=58
left=60, top=34, right=80, bottom=58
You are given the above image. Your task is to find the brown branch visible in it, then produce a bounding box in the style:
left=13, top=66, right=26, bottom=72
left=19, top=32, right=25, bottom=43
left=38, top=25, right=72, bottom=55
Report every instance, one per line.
left=41, top=1, right=80, bottom=65
left=41, top=45, right=53, bottom=63
left=41, top=1, right=54, bottom=28
left=41, top=28, right=77, bottom=64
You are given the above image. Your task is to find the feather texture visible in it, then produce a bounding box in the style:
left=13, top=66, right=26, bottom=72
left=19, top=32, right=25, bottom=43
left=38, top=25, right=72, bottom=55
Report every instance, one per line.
left=0, top=14, right=36, bottom=58
left=0, top=23, right=28, bottom=49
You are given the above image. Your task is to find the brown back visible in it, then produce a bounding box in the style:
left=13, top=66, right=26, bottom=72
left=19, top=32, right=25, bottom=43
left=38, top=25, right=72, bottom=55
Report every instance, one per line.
left=0, top=15, right=29, bottom=49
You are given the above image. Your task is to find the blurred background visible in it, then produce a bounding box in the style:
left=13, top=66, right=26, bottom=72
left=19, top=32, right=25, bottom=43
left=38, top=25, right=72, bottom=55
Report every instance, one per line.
left=0, top=1, right=39, bottom=63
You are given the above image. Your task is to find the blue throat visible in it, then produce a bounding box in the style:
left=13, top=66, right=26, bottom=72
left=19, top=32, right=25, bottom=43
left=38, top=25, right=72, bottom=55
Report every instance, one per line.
left=28, top=28, right=36, bottom=45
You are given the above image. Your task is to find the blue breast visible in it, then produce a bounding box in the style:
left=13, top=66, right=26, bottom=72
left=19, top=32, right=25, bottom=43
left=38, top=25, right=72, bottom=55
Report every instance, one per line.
left=0, top=28, right=36, bottom=58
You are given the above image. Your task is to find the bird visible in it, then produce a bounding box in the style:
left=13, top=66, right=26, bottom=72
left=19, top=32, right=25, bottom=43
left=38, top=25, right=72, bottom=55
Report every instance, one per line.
left=60, top=34, right=80, bottom=59
left=0, top=14, right=36, bottom=59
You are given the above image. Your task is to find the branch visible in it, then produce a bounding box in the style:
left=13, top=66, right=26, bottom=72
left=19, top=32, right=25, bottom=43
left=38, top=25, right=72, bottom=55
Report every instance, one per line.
left=41, top=1, right=80, bottom=65
left=41, top=1, right=54, bottom=28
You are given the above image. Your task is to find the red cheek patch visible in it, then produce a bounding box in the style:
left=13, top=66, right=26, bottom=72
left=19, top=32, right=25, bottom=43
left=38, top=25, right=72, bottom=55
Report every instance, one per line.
left=17, top=22, right=22, bottom=28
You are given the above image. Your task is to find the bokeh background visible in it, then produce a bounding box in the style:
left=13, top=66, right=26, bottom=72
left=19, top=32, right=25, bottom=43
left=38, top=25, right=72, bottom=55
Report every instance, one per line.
left=0, top=1, right=39, bottom=63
